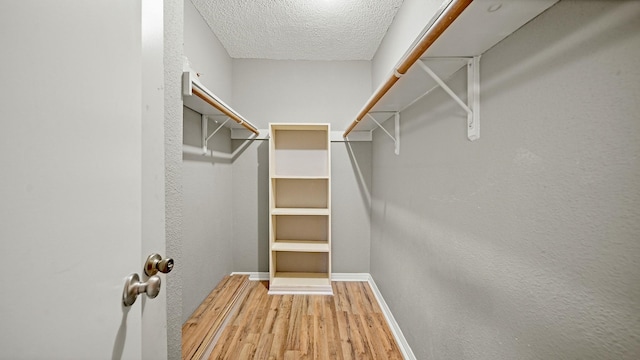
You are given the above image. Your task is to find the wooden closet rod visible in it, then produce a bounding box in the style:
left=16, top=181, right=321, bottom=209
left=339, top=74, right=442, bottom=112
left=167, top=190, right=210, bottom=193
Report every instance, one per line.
left=192, top=86, right=260, bottom=136
left=343, top=0, right=473, bottom=138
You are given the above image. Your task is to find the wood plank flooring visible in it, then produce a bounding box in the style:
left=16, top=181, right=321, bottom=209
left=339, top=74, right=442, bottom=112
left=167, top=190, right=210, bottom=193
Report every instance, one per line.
left=183, top=275, right=251, bottom=360
left=188, top=278, right=403, bottom=360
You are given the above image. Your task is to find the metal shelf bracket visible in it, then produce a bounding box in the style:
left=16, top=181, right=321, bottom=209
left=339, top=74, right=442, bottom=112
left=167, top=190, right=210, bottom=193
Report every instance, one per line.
left=201, top=114, right=230, bottom=154
left=418, top=56, right=480, bottom=141
left=366, top=112, right=400, bottom=155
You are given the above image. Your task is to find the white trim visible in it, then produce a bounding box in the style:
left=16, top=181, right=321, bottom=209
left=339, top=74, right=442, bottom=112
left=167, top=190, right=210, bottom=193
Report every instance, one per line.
left=229, top=271, right=416, bottom=359
left=331, top=273, right=370, bottom=281
left=367, top=274, right=416, bottom=360
left=230, top=271, right=269, bottom=281
left=231, top=272, right=370, bottom=282
left=229, top=129, right=373, bottom=142
left=268, top=288, right=334, bottom=296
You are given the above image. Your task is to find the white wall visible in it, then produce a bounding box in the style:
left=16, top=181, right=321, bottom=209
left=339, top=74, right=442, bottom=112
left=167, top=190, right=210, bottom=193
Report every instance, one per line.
left=181, top=0, right=235, bottom=322
left=372, top=0, right=444, bottom=89
left=231, top=59, right=373, bottom=273
left=370, top=1, right=640, bottom=359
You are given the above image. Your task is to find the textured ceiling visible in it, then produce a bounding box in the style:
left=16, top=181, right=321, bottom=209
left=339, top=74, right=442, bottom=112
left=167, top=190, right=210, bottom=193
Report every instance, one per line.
left=190, top=0, right=404, bottom=61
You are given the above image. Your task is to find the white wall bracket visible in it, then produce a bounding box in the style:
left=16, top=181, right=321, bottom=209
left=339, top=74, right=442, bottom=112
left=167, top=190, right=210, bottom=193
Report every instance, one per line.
left=366, top=112, right=400, bottom=155
left=417, top=56, right=480, bottom=141
left=201, top=114, right=230, bottom=154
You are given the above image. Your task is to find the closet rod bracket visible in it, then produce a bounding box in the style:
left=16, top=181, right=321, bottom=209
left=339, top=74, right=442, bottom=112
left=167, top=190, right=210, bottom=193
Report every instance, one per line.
left=367, top=112, right=400, bottom=155
left=201, top=114, right=230, bottom=154
left=418, top=56, right=480, bottom=141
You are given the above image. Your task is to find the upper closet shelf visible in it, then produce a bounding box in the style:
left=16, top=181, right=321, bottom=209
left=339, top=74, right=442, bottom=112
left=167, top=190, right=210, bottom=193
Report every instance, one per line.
left=344, top=0, right=558, bottom=146
left=182, top=69, right=259, bottom=136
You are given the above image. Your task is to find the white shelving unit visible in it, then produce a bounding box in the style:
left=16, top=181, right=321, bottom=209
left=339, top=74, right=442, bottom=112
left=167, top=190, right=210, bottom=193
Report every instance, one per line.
left=268, top=123, right=332, bottom=295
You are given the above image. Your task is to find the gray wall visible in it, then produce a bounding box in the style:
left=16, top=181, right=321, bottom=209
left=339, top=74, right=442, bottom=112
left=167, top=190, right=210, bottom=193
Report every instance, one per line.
left=371, top=0, right=443, bottom=89
left=231, top=139, right=270, bottom=272
left=231, top=59, right=373, bottom=273
left=232, top=59, right=371, bottom=128
left=182, top=109, right=235, bottom=321
left=180, top=0, right=235, bottom=322
left=183, top=0, right=232, bottom=100
left=370, top=1, right=640, bottom=359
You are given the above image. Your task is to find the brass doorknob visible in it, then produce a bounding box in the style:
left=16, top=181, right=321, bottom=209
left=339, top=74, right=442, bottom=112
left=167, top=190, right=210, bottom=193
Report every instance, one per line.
left=144, top=253, right=174, bottom=276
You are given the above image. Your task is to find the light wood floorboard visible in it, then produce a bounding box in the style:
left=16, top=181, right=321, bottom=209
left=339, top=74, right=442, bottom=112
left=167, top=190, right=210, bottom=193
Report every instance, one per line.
left=193, top=278, right=403, bottom=360
left=182, top=275, right=250, bottom=360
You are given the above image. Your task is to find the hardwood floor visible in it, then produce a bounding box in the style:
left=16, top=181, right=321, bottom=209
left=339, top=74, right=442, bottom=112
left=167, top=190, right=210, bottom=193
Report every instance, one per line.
left=183, top=275, right=251, bottom=360
left=192, top=278, right=403, bottom=360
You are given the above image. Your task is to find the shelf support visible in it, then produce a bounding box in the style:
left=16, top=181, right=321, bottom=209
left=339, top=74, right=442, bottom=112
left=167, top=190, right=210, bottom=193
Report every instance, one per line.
left=201, top=114, right=230, bottom=154
left=467, top=56, right=480, bottom=141
left=366, top=112, right=400, bottom=155
left=417, top=56, right=480, bottom=141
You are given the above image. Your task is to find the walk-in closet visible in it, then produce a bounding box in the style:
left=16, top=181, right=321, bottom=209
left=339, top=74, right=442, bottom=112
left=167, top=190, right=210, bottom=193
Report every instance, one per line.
left=2, top=0, right=638, bottom=359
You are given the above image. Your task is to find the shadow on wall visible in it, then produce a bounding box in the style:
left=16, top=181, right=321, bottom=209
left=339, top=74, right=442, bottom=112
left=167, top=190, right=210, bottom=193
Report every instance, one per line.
left=182, top=137, right=257, bottom=164
left=111, top=305, right=130, bottom=360
left=257, top=141, right=270, bottom=271
left=393, top=2, right=640, bottom=140
left=344, top=141, right=372, bottom=211
left=370, top=2, right=640, bottom=358
left=182, top=106, right=257, bottom=164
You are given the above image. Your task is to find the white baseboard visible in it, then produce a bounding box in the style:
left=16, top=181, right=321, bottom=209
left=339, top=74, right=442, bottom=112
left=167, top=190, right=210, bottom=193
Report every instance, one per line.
left=331, top=272, right=370, bottom=281
left=230, top=272, right=371, bottom=282
left=366, top=274, right=416, bottom=360
left=230, top=271, right=269, bottom=281
left=229, top=271, right=415, bottom=359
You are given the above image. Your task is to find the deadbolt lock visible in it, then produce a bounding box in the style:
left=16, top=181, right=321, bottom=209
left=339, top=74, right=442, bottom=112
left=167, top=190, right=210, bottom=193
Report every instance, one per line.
left=144, top=253, right=174, bottom=276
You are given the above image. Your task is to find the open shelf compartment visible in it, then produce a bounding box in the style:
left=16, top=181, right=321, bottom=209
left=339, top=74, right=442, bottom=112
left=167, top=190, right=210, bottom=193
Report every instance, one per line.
left=270, top=125, right=329, bottom=178
left=269, top=251, right=332, bottom=295
left=272, top=178, right=329, bottom=209
left=272, top=215, right=328, bottom=242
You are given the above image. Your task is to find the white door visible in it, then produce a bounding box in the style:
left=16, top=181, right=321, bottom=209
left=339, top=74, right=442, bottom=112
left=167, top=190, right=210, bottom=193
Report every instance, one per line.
left=0, top=1, right=168, bottom=359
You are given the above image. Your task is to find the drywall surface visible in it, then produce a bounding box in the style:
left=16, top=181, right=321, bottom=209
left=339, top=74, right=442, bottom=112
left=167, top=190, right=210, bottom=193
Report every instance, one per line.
left=372, top=0, right=444, bottom=89
left=184, top=0, right=232, bottom=100
left=231, top=139, right=373, bottom=273
left=231, top=140, right=270, bottom=272
left=181, top=0, right=235, bottom=323
left=332, top=141, right=373, bottom=272
left=164, top=0, right=184, bottom=358
left=232, top=59, right=371, bottom=129
left=370, top=1, right=640, bottom=359
left=181, top=108, right=235, bottom=322
left=230, top=59, right=373, bottom=273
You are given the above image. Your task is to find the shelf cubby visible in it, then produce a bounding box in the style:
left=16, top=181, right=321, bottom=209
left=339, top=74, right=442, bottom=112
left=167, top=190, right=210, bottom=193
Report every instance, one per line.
left=272, top=178, right=328, bottom=209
